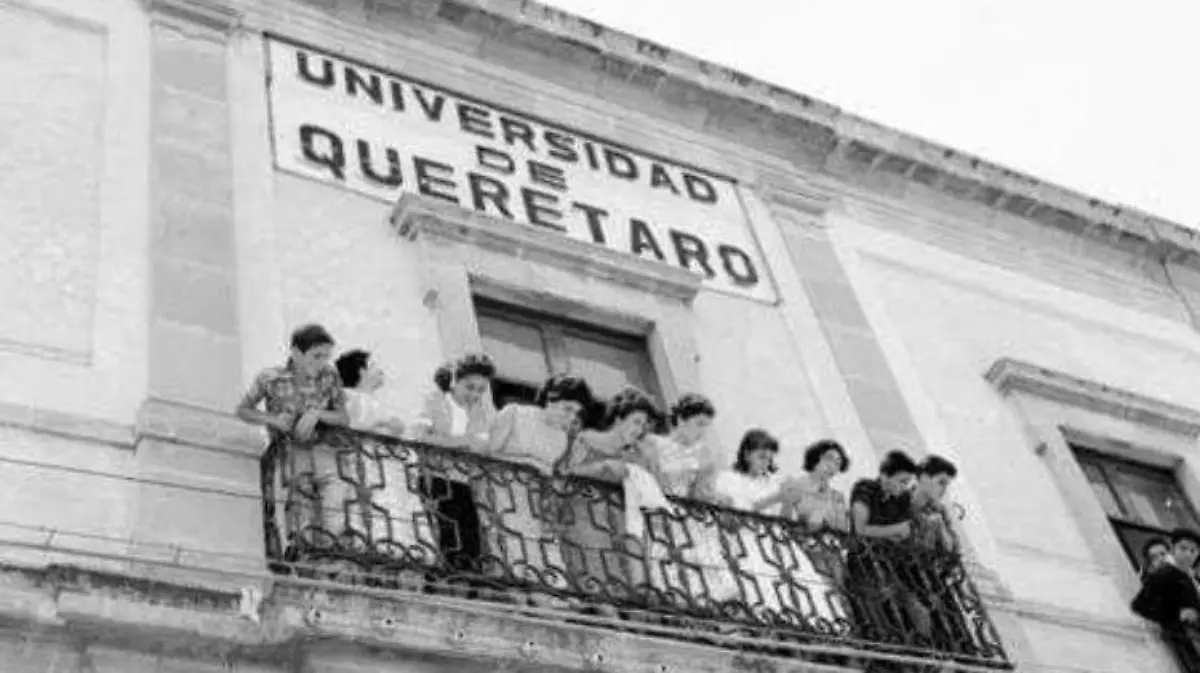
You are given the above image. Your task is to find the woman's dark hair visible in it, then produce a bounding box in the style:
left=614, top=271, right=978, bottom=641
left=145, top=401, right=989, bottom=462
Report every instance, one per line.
left=432, top=362, right=453, bottom=393
left=920, top=454, right=958, bottom=479
left=453, top=352, right=496, bottom=382
left=669, top=393, right=715, bottom=427
left=802, top=439, right=850, bottom=473
left=733, top=429, right=780, bottom=474
left=879, top=450, right=919, bottom=477
left=603, top=386, right=662, bottom=430
left=335, top=349, right=371, bottom=388
left=290, top=323, right=335, bottom=354
left=535, top=374, right=594, bottom=409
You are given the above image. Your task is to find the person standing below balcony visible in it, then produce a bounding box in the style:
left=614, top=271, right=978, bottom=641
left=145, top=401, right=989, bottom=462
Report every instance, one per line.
left=410, top=354, right=497, bottom=584
left=237, top=324, right=350, bottom=556
left=558, top=387, right=664, bottom=604
left=479, top=374, right=594, bottom=599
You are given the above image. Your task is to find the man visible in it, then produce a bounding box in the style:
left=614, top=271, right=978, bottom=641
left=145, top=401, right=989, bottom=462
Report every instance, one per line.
left=850, top=450, right=918, bottom=540
left=846, top=451, right=921, bottom=645
left=1133, top=530, right=1200, bottom=627
left=238, top=324, right=350, bottom=560
left=237, top=323, right=348, bottom=439
left=911, top=455, right=960, bottom=554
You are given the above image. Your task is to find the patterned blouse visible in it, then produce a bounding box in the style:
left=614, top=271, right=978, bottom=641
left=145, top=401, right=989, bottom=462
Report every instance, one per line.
left=240, top=360, right=345, bottom=431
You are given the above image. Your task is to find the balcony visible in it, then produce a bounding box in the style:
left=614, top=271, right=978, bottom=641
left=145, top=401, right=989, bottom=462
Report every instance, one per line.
left=260, top=426, right=1012, bottom=672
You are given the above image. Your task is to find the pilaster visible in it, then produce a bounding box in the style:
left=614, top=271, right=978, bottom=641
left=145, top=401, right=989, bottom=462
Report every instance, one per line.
left=134, top=0, right=264, bottom=590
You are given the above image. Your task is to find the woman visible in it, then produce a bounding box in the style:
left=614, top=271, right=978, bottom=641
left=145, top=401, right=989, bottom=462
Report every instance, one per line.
left=410, top=354, right=497, bottom=577
left=708, top=430, right=791, bottom=617
left=712, top=429, right=786, bottom=513
left=412, top=353, right=497, bottom=449
left=776, top=439, right=851, bottom=533
left=477, top=374, right=595, bottom=595
left=649, top=393, right=716, bottom=499
left=558, top=386, right=663, bottom=601
left=640, top=394, right=729, bottom=608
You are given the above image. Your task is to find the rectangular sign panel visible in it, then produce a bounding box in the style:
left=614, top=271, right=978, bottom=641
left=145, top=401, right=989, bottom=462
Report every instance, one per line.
left=266, top=37, right=776, bottom=303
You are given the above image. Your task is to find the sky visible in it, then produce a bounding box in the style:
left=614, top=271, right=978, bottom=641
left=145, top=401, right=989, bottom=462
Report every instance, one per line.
left=543, top=0, right=1200, bottom=226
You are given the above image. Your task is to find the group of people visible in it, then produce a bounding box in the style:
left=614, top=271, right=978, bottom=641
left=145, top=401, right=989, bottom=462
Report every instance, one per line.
left=1133, top=529, right=1200, bottom=669
left=238, top=323, right=970, bottom=645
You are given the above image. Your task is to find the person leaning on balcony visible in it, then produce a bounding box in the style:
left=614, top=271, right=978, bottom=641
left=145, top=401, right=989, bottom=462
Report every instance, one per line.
left=645, top=393, right=717, bottom=499
left=771, top=439, right=852, bottom=534
left=334, top=349, right=406, bottom=436
left=409, top=354, right=497, bottom=582
left=844, top=450, right=919, bottom=644
left=903, top=455, right=963, bottom=649
left=412, top=353, right=497, bottom=450
left=236, top=323, right=351, bottom=553
left=476, top=374, right=594, bottom=600
left=558, top=386, right=665, bottom=601
left=711, top=429, right=786, bottom=514
left=1132, top=533, right=1200, bottom=670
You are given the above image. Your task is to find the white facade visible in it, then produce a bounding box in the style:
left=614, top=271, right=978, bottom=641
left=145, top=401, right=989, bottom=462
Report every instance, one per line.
left=0, top=0, right=1198, bottom=671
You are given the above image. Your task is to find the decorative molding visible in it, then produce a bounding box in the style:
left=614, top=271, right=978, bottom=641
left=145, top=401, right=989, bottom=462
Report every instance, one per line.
left=141, top=0, right=243, bottom=34
left=755, top=181, right=836, bottom=222
left=984, top=358, right=1200, bottom=438
left=0, top=400, right=134, bottom=449
left=390, top=194, right=703, bottom=305
left=0, top=563, right=860, bottom=672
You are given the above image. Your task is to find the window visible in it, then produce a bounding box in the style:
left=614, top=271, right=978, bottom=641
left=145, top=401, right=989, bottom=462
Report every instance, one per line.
left=1073, top=445, right=1200, bottom=569
left=473, top=297, right=662, bottom=418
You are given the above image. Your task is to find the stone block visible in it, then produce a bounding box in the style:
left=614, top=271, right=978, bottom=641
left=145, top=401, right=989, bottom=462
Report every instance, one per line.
left=803, top=277, right=871, bottom=329
left=152, top=24, right=228, bottom=101
left=843, top=376, right=921, bottom=440
left=151, top=256, right=239, bottom=336
left=153, top=84, right=230, bottom=157
left=154, top=192, right=236, bottom=269
left=147, top=318, right=242, bottom=411
left=821, top=323, right=895, bottom=388
left=154, top=143, right=233, bottom=208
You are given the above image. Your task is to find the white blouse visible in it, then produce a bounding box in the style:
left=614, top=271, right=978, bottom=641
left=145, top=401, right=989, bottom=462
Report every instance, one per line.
left=713, top=470, right=785, bottom=515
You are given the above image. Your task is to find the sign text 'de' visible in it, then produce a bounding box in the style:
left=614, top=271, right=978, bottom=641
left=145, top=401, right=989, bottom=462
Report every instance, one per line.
left=266, top=37, right=776, bottom=302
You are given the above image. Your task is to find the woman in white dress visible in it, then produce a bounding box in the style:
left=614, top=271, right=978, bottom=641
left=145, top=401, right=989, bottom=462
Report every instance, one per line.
left=710, top=429, right=787, bottom=618
left=639, top=394, right=726, bottom=609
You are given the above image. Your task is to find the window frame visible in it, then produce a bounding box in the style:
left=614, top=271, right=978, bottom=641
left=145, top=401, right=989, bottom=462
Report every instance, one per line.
left=1072, top=443, right=1200, bottom=568
left=473, top=295, right=664, bottom=408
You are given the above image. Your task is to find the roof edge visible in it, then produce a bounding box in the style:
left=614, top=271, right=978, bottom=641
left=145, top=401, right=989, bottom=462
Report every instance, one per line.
left=450, top=0, right=1199, bottom=262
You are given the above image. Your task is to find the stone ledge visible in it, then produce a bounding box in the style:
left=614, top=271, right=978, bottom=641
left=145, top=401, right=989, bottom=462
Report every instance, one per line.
left=0, top=400, right=134, bottom=449
left=135, top=397, right=267, bottom=458
left=0, top=563, right=860, bottom=672
left=984, top=358, right=1200, bottom=438
left=390, top=194, right=703, bottom=305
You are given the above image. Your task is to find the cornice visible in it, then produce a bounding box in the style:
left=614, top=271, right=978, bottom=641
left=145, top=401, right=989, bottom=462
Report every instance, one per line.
left=390, top=194, right=703, bottom=305
left=985, top=357, right=1200, bottom=438
left=0, top=400, right=134, bottom=449
left=141, top=0, right=243, bottom=33
left=380, top=0, right=1199, bottom=267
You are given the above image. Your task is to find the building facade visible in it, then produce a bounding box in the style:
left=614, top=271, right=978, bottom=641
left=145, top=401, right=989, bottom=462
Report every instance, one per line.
left=2, top=0, right=1199, bottom=671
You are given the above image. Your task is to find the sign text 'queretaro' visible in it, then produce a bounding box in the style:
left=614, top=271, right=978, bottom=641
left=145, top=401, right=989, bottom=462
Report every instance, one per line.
left=267, top=37, right=776, bottom=303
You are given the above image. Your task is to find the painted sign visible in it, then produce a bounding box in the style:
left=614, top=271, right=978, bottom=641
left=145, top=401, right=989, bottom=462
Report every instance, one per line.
left=266, top=37, right=776, bottom=302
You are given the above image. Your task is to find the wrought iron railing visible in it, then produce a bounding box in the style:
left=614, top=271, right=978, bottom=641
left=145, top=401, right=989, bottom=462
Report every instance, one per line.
left=259, top=426, right=1012, bottom=669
